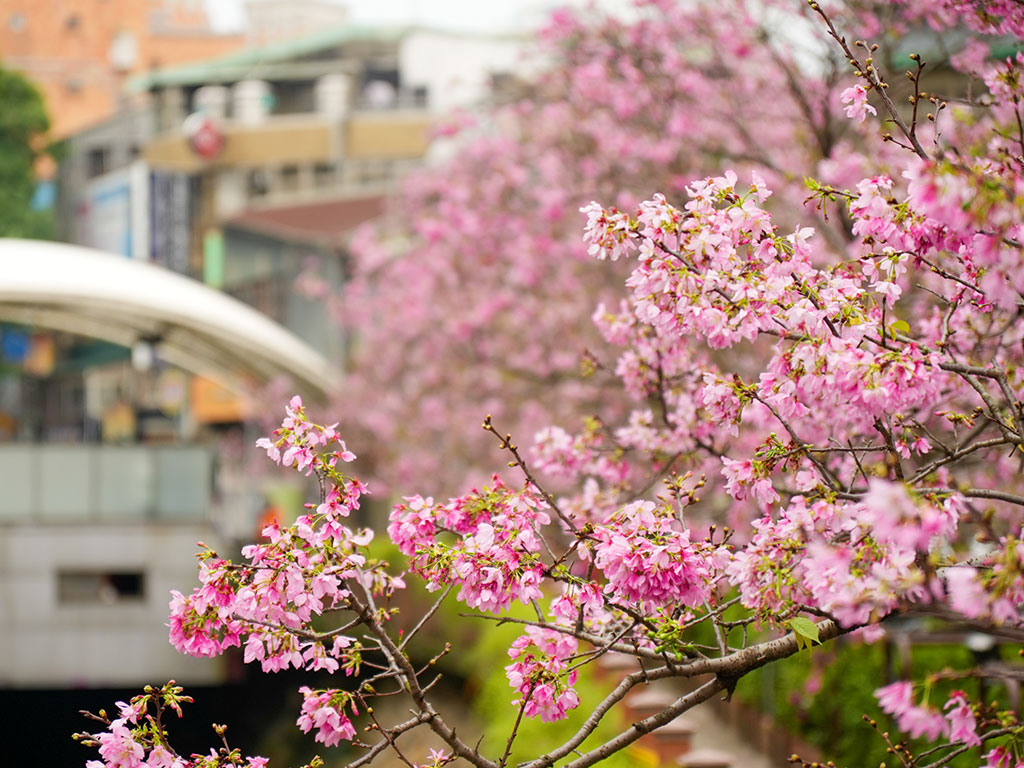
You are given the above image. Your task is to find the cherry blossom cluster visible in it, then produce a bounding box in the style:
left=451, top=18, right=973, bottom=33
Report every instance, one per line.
left=840, top=84, right=876, bottom=124
left=167, top=398, right=400, bottom=680
left=582, top=172, right=955, bottom=447
left=76, top=683, right=270, bottom=768
left=875, top=682, right=981, bottom=744
left=944, top=532, right=1024, bottom=626
left=389, top=477, right=550, bottom=613
left=532, top=423, right=629, bottom=491
left=255, top=396, right=357, bottom=478
left=886, top=0, right=1024, bottom=36
left=505, top=627, right=581, bottom=723
left=721, top=487, right=960, bottom=628
left=874, top=678, right=1021, bottom=764
left=414, top=749, right=452, bottom=768
left=166, top=526, right=371, bottom=676
left=591, top=500, right=719, bottom=611
left=337, top=0, right=860, bottom=496
left=296, top=688, right=359, bottom=748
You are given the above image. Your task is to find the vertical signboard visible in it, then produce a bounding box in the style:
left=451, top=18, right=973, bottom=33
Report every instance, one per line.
left=150, top=171, right=193, bottom=274
left=74, top=161, right=151, bottom=260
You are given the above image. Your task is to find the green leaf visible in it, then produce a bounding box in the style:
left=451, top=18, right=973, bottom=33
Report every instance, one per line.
left=788, top=617, right=821, bottom=652
left=889, top=319, right=911, bottom=336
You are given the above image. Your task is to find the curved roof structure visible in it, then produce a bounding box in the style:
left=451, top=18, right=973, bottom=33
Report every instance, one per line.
left=0, top=238, right=338, bottom=402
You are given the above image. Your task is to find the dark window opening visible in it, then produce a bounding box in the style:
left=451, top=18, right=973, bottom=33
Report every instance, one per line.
left=280, top=164, right=300, bottom=191
left=269, top=80, right=315, bottom=115
left=247, top=169, right=268, bottom=198
left=314, top=162, right=335, bottom=187
left=58, top=570, right=146, bottom=604
left=86, top=147, right=110, bottom=178
left=362, top=66, right=400, bottom=90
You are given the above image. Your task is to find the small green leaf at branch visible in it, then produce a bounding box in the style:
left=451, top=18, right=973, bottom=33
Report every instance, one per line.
left=788, top=617, right=821, bottom=653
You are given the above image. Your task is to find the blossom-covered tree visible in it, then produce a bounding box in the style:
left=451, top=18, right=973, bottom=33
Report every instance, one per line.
left=76, top=1, right=1024, bottom=767
left=335, top=0, right=863, bottom=493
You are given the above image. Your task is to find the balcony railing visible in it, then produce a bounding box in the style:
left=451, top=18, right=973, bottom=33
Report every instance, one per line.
left=0, top=444, right=212, bottom=523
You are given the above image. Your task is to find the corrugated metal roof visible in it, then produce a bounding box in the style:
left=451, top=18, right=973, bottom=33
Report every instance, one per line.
left=127, top=24, right=410, bottom=92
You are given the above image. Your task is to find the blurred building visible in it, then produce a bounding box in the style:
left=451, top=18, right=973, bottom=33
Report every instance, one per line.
left=244, top=0, right=352, bottom=47
left=0, top=0, right=245, bottom=141
left=57, top=21, right=525, bottom=345
left=0, top=237, right=337, bottom=687
left=0, top=13, right=526, bottom=691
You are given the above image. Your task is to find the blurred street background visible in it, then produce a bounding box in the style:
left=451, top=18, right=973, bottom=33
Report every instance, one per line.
left=0, top=1, right=577, bottom=761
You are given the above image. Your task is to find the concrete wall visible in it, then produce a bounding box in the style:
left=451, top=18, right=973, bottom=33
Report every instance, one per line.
left=0, top=522, right=225, bottom=687
left=0, top=443, right=225, bottom=687
left=399, top=30, right=532, bottom=115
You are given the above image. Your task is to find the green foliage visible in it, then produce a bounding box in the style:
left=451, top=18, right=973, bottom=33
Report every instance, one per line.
left=888, top=319, right=912, bottom=337
left=734, top=636, right=994, bottom=767
left=0, top=62, right=53, bottom=238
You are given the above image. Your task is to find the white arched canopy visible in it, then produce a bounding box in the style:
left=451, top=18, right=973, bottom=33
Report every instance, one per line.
left=0, top=238, right=338, bottom=403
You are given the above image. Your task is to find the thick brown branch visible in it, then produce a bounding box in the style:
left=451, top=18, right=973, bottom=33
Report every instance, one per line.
left=555, top=679, right=726, bottom=768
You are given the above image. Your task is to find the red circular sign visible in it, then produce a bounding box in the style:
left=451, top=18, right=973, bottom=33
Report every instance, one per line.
left=183, top=113, right=225, bottom=160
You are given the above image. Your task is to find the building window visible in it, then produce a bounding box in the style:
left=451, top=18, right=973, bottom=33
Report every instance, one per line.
left=279, top=164, right=300, bottom=192
left=8, top=13, right=26, bottom=33
left=314, top=162, right=336, bottom=187
left=86, top=147, right=110, bottom=178
left=270, top=81, right=314, bottom=115
left=246, top=169, right=268, bottom=199
left=57, top=571, right=146, bottom=604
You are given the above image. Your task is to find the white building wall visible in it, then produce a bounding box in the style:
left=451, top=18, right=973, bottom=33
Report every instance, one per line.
left=398, top=30, right=536, bottom=115
left=0, top=523, right=225, bottom=687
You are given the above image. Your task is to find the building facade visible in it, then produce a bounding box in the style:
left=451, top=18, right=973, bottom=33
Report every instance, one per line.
left=0, top=16, right=526, bottom=691
left=0, top=0, right=245, bottom=141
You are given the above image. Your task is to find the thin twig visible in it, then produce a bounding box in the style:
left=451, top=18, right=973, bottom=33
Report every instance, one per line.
left=482, top=415, right=580, bottom=535
left=498, top=686, right=534, bottom=768
left=808, top=1, right=928, bottom=159
left=399, top=585, right=454, bottom=651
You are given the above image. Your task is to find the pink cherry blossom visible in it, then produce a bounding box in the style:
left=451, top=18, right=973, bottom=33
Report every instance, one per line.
left=296, top=687, right=358, bottom=747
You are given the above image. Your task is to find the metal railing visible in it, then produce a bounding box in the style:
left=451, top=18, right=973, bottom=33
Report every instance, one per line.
left=0, top=444, right=212, bottom=523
